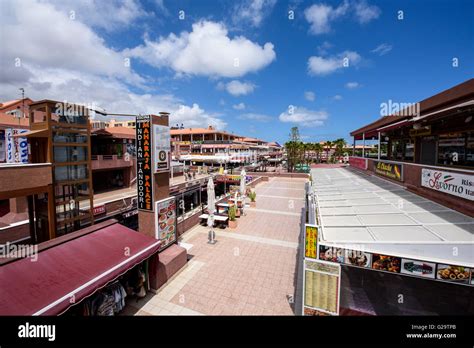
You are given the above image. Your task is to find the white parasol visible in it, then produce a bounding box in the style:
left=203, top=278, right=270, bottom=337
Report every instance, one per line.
left=240, top=169, right=246, bottom=196
left=207, top=176, right=216, bottom=243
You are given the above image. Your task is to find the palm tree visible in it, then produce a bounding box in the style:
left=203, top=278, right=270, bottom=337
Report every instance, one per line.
left=314, top=143, right=323, bottom=163
left=333, top=138, right=346, bottom=158
left=324, top=141, right=333, bottom=162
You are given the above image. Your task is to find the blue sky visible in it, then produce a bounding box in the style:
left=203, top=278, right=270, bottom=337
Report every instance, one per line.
left=1, top=0, right=473, bottom=144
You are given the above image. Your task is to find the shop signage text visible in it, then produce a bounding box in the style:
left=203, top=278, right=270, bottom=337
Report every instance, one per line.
left=92, top=205, right=106, bottom=216
left=6, top=128, right=28, bottom=163
left=153, top=124, right=170, bottom=173
left=136, top=115, right=153, bottom=211
left=421, top=168, right=473, bottom=201
left=349, top=156, right=368, bottom=170
left=374, top=160, right=403, bottom=181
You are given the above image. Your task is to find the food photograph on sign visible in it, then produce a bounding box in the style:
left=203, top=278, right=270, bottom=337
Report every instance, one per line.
left=436, top=264, right=470, bottom=284
left=400, top=258, right=436, bottom=279
left=156, top=197, right=177, bottom=251
left=319, top=245, right=345, bottom=263
left=345, top=249, right=372, bottom=268
left=372, top=254, right=401, bottom=273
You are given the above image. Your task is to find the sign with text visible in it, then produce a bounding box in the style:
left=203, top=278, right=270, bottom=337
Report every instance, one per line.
left=349, top=156, right=368, bottom=170
left=136, top=115, right=153, bottom=211
left=6, top=128, right=28, bottom=163
left=153, top=124, right=170, bottom=173
left=374, top=160, right=403, bottom=182
left=155, top=197, right=177, bottom=251
left=305, top=224, right=318, bottom=259
left=303, top=259, right=340, bottom=316
left=421, top=168, right=474, bottom=201
left=92, top=205, right=106, bottom=216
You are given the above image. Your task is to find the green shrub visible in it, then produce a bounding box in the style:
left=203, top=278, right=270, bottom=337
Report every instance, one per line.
left=248, top=191, right=256, bottom=202
left=228, top=205, right=237, bottom=221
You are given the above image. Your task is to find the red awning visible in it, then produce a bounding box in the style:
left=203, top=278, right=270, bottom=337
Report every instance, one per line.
left=0, top=223, right=160, bottom=316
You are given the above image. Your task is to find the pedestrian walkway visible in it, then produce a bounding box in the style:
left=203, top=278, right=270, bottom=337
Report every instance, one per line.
left=125, top=176, right=308, bottom=315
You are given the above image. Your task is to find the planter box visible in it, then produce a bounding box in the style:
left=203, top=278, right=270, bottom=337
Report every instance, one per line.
left=228, top=220, right=238, bottom=229
left=250, top=201, right=256, bottom=208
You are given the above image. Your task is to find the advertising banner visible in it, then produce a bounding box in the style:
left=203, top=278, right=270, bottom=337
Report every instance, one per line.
left=344, top=249, right=372, bottom=268
left=421, top=168, right=474, bottom=201
left=401, top=258, right=436, bottom=279
left=153, top=124, right=170, bottom=173
left=436, top=264, right=470, bottom=284
left=305, top=224, right=318, bottom=259
left=136, top=115, right=153, bottom=211
left=374, top=160, right=403, bottom=182
left=372, top=254, right=401, bottom=273
left=349, top=156, right=368, bottom=170
left=319, top=245, right=345, bottom=263
left=6, top=128, right=29, bottom=163
left=155, top=197, right=177, bottom=251
left=303, top=259, right=340, bottom=316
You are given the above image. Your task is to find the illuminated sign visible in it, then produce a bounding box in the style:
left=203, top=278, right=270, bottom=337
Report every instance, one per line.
left=153, top=124, right=170, bottom=173
left=136, top=115, right=153, bottom=211
left=305, top=224, right=318, bottom=259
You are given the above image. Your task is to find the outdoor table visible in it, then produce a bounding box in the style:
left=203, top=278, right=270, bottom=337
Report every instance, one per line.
left=199, top=214, right=229, bottom=228
left=216, top=202, right=235, bottom=215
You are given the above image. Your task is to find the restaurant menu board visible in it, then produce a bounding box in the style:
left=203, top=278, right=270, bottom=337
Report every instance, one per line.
left=153, top=124, right=170, bottom=173
left=374, top=160, right=403, bottom=182
left=305, top=224, right=318, bottom=259
left=304, top=260, right=340, bottom=315
left=401, top=258, right=436, bottom=279
left=319, top=245, right=345, bottom=263
left=372, top=254, right=401, bottom=273
left=136, top=115, right=153, bottom=211
left=421, top=168, right=474, bottom=201
left=436, top=264, right=470, bottom=284
left=155, top=197, right=177, bottom=251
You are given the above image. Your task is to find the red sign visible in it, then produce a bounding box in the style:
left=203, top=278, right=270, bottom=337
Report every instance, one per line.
left=349, top=156, right=368, bottom=170
left=93, top=205, right=106, bottom=216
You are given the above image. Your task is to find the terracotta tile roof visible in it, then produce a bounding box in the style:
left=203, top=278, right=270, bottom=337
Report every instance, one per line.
left=170, top=128, right=235, bottom=136
left=0, top=98, right=33, bottom=110
left=99, top=126, right=136, bottom=139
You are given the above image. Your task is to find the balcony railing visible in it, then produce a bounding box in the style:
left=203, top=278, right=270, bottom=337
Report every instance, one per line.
left=91, top=155, right=133, bottom=170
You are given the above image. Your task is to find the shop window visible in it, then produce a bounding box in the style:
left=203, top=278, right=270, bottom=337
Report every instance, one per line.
left=54, top=146, right=87, bottom=162
left=55, top=164, right=88, bottom=181
left=437, top=133, right=468, bottom=166
left=404, top=140, right=414, bottom=161
left=53, top=132, right=87, bottom=143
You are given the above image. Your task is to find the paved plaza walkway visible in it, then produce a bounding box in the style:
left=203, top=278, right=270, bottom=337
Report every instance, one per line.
left=123, top=176, right=308, bottom=316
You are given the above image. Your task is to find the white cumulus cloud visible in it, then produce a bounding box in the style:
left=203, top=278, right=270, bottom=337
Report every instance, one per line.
left=232, top=0, right=277, bottom=28
left=354, top=0, right=381, bottom=24
left=126, top=20, right=276, bottom=78
left=304, top=91, right=316, bottom=101
left=232, top=102, right=246, bottom=110
left=304, top=1, right=349, bottom=34
left=239, top=113, right=272, bottom=122
left=218, top=80, right=256, bottom=96
left=345, top=82, right=360, bottom=89
left=279, top=106, right=328, bottom=127
left=308, top=51, right=361, bottom=76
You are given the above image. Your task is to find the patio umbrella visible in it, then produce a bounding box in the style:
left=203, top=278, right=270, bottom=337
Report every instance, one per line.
left=207, top=176, right=216, bottom=244
left=240, top=169, right=246, bottom=196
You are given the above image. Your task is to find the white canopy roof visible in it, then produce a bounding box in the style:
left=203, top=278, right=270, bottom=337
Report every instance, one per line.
left=311, top=167, right=474, bottom=267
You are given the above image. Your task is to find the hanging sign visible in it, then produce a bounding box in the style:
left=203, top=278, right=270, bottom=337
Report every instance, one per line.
left=153, top=124, right=170, bottom=173
left=6, top=128, right=29, bottom=163
left=136, top=115, right=153, bottom=211
left=305, top=224, right=318, bottom=259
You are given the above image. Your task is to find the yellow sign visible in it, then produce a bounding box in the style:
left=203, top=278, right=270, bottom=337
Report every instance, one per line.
left=305, top=224, right=318, bottom=259
left=409, top=126, right=431, bottom=137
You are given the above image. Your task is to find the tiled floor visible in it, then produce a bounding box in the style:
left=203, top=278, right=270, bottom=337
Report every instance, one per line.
left=126, top=177, right=307, bottom=316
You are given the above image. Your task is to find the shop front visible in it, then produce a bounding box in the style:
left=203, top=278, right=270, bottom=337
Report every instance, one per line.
left=349, top=79, right=474, bottom=216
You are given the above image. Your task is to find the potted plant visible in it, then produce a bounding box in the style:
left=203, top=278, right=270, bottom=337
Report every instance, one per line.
left=248, top=191, right=256, bottom=207
left=228, top=205, right=238, bottom=229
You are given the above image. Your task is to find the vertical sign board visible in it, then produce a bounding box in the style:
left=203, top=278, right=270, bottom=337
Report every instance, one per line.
left=303, top=259, right=341, bottom=316
left=6, top=128, right=29, bottom=163
left=136, top=115, right=153, bottom=211
left=155, top=197, right=177, bottom=251
left=153, top=124, right=171, bottom=173
left=305, top=224, right=318, bottom=259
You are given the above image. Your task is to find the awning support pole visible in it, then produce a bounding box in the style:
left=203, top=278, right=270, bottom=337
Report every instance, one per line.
left=352, top=137, right=355, bottom=156
left=377, top=131, right=381, bottom=160
left=362, top=133, right=365, bottom=158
